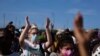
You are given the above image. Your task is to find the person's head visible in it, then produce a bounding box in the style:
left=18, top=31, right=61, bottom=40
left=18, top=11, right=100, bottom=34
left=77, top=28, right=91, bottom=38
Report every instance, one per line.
left=21, top=26, right=25, bottom=32
left=56, top=29, right=64, bottom=40
left=29, top=24, right=38, bottom=34
left=28, top=24, right=39, bottom=43
left=6, top=24, right=15, bottom=32
left=57, top=33, right=75, bottom=56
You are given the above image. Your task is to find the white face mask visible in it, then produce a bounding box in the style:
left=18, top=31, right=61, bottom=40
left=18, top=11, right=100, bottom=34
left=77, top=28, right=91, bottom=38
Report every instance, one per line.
left=31, top=34, right=37, bottom=42
left=92, top=46, right=100, bottom=56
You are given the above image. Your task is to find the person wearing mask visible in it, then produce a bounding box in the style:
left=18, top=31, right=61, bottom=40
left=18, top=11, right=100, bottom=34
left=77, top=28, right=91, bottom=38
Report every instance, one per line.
left=50, top=32, right=75, bottom=56
left=19, top=16, right=52, bottom=56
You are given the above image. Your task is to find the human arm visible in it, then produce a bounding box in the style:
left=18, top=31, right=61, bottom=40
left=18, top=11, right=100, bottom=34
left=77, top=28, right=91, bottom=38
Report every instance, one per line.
left=19, top=16, right=30, bottom=47
left=74, top=12, right=88, bottom=56
left=44, top=17, right=52, bottom=50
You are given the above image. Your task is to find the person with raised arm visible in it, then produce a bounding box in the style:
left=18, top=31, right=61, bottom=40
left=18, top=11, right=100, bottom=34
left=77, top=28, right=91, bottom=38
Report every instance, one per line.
left=74, top=12, right=88, bottom=56
left=19, top=16, right=52, bottom=56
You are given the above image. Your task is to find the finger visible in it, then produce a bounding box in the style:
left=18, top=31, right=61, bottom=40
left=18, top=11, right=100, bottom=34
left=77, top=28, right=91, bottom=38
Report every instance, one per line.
left=47, top=17, right=49, bottom=19
left=74, top=12, right=83, bottom=29
left=26, top=16, right=29, bottom=22
left=46, top=17, right=50, bottom=28
left=74, top=13, right=86, bottom=43
left=26, top=16, right=28, bottom=20
left=47, top=17, right=50, bottom=23
left=25, top=16, right=30, bottom=27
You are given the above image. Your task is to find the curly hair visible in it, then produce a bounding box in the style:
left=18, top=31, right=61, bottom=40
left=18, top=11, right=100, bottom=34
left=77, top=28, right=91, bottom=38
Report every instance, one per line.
left=55, top=32, right=75, bottom=52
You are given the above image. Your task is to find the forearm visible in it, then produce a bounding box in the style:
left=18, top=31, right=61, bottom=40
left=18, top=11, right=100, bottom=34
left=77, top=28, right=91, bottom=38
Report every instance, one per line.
left=45, top=27, right=52, bottom=49
left=78, top=43, right=88, bottom=56
left=74, top=28, right=88, bottom=56
left=19, top=26, right=29, bottom=46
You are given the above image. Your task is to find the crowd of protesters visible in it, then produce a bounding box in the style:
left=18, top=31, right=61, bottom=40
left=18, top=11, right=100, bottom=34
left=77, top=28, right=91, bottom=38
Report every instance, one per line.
left=0, top=12, right=100, bottom=56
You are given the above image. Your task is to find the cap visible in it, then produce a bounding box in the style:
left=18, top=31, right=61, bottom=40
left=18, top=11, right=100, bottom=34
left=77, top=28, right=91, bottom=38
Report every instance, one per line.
left=31, top=24, right=38, bottom=29
left=56, top=29, right=64, bottom=35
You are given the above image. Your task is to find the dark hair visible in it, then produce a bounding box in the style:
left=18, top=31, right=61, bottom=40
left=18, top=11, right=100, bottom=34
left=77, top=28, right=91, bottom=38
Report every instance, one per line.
left=9, top=21, right=13, bottom=25
left=59, top=33, right=74, bottom=48
left=5, top=24, right=15, bottom=31
left=55, top=33, right=74, bottom=52
left=21, top=26, right=25, bottom=29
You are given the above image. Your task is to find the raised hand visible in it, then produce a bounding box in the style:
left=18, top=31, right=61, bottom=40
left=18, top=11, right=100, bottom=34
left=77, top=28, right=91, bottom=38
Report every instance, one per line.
left=74, top=12, right=88, bottom=56
left=74, top=12, right=85, bottom=44
left=44, top=17, right=52, bottom=50
left=74, top=12, right=83, bottom=29
left=19, top=16, right=31, bottom=47
left=46, top=17, right=50, bottom=28
left=25, top=16, right=30, bottom=29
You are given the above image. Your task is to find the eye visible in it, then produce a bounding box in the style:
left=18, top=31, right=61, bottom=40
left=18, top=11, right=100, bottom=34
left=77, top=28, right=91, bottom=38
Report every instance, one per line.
left=66, top=48, right=73, bottom=50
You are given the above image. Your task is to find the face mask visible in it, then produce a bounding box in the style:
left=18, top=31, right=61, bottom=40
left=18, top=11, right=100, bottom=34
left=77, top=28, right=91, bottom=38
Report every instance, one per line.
left=31, top=34, right=37, bottom=42
left=61, top=49, right=73, bottom=56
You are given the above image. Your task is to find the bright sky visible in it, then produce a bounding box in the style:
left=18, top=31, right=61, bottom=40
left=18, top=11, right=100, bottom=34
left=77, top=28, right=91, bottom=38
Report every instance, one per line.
left=0, top=0, right=100, bottom=29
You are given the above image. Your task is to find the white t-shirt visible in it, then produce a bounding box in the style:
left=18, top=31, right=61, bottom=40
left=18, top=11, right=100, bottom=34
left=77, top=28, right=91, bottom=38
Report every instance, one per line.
left=21, top=39, right=44, bottom=56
